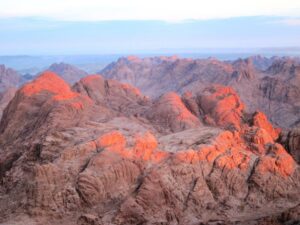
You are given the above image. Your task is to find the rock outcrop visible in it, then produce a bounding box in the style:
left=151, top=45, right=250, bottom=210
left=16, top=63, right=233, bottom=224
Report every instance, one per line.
left=279, top=128, right=300, bottom=163
left=145, top=92, right=201, bottom=132
left=0, top=71, right=299, bottom=225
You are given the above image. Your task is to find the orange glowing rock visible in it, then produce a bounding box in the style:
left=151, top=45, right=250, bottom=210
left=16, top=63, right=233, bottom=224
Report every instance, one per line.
left=199, top=85, right=245, bottom=130
left=147, top=92, right=201, bottom=132
left=69, top=101, right=85, bottom=110
left=120, top=83, right=142, bottom=96
left=251, top=128, right=274, bottom=145
left=21, top=71, right=78, bottom=100
left=95, top=131, right=167, bottom=163
left=252, top=111, right=280, bottom=140
left=80, top=74, right=102, bottom=84
left=175, top=149, right=198, bottom=164
left=256, top=144, right=295, bottom=177
left=215, top=148, right=250, bottom=171
left=132, top=132, right=167, bottom=162
left=96, top=131, right=126, bottom=150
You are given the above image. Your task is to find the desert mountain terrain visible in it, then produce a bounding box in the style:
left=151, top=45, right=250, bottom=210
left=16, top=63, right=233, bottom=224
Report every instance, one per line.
left=0, top=69, right=299, bottom=225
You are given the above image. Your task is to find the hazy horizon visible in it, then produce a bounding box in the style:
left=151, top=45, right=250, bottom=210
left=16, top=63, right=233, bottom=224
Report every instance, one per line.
left=1, top=0, right=300, bottom=68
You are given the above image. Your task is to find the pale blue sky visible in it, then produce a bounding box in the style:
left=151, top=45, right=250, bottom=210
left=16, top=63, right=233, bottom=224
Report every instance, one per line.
left=0, top=16, right=299, bottom=55
left=0, top=0, right=299, bottom=55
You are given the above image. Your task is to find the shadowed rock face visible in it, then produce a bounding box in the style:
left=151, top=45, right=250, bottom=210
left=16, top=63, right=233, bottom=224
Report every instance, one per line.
left=0, top=71, right=299, bottom=225
left=0, top=87, right=17, bottom=119
left=100, top=56, right=300, bottom=128
left=0, top=65, right=20, bottom=92
left=0, top=65, right=20, bottom=119
left=279, top=128, right=300, bottom=164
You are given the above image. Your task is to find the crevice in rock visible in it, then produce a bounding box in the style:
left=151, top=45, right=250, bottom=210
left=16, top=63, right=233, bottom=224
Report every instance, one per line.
left=244, top=157, right=260, bottom=201
left=82, top=84, right=93, bottom=101
left=207, top=150, right=230, bottom=177
left=104, top=80, right=110, bottom=96
left=183, top=177, right=199, bottom=211
left=0, top=152, right=22, bottom=183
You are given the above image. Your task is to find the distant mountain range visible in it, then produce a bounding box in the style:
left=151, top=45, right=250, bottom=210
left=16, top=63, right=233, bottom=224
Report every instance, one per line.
left=100, top=55, right=300, bottom=128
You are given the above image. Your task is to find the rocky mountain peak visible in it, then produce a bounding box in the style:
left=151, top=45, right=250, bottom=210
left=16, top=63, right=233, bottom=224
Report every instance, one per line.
left=48, top=62, right=88, bottom=84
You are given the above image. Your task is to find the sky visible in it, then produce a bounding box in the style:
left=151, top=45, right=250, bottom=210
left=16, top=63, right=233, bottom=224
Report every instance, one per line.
left=0, top=0, right=299, bottom=55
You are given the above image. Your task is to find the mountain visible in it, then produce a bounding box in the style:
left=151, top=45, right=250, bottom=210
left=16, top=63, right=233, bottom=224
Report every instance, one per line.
left=48, top=62, right=88, bottom=84
left=0, top=71, right=299, bottom=225
left=0, top=87, right=17, bottom=119
left=100, top=56, right=300, bottom=128
left=247, top=55, right=279, bottom=71
left=0, top=64, right=20, bottom=92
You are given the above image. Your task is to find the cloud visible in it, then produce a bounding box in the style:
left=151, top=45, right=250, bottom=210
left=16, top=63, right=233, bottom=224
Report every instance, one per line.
left=0, top=0, right=300, bottom=21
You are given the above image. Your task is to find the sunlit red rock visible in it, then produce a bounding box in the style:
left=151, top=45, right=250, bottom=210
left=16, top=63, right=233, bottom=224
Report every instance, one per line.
left=197, top=85, right=245, bottom=130
left=145, top=92, right=201, bottom=132
left=21, top=71, right=78, bottom=99
left=256, top=144, right=296, bottom=177
left=252, top=111, right=281, bottom=140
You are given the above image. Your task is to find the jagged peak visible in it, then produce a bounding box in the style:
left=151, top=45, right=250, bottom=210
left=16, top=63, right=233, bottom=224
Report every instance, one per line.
left=267, top=57, right=299, bottom=75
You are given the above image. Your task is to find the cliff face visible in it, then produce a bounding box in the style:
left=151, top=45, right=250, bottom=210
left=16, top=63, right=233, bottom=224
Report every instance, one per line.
left=0, top=71, right=299, bottom=225
left=100, top=56, right=300, bottom=128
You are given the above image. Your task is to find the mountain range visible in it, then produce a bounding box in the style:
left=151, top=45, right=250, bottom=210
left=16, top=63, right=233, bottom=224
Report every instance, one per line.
left=0, top=55, right=299, bottom=225
left=100, top=55, right=300, bottom=128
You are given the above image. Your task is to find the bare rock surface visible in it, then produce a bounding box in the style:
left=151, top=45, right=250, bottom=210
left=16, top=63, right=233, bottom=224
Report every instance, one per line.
left=0, top=71, right=299, bottom=225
